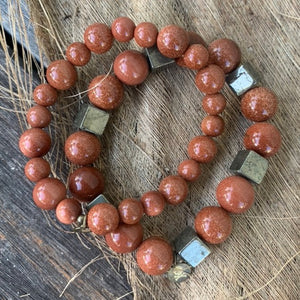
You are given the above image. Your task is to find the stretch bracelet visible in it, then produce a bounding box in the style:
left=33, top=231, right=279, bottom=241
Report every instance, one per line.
left=18, top=17, right=281, bottom=281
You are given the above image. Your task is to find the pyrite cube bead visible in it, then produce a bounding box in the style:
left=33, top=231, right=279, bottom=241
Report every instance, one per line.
left=145, top=46, right=175, bottom=71
left=74, top=103, right=109, bottom=136
left=86, top=194, right=110, bottom=211
left=226, top=63, right=260, bottom=96
left=174, top=226, right=211, bottom=267
left=230, top=150, right=268, bottom=184
left=167, top=261, right=192, bottom=283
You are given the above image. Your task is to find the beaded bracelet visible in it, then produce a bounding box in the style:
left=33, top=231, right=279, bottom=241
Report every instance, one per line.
left=18, top=17, right=281, bottom=281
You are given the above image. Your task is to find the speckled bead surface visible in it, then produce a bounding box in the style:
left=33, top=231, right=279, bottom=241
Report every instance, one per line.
left=56, top=198, right=81, bottom=224
left=177, top=159, right=201, bottom=182
left=66, top=42, right=91, bottom=66
left=201, top=115, right=225, bottom=137
left=188, top=136, right=217, bottom=163
left=33, top=84, right=58, bottom=107
left=140, top=191, right=165, bottom=216
left=26, top=105, right=52, bottom=128
left=134, top=22, right=158, bottom=48
left=202, top=93, right=226, bottom=115
left=111, top=17, right=135, bottom=42
left=182, top=44, right=209, bottom=70
left=24, top=158, right=51, bottom=182
left=118, top=198, right=144, bottom=224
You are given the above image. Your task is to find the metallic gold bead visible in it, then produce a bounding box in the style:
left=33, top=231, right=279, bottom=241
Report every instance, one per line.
left=145, top=46, right=175, bottom=71
left=166, top=262, right=192, bottom=283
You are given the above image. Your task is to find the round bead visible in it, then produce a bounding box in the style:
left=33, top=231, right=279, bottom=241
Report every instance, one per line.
left=33, top=84, right=58, bottom=106
left=208, top=38, right=241, bottom=73
left=56, top=198, right=81, bottom=224
left=26, top=105, right=52, bottom=128
left=177, top=159, right=201, bottom=182
left=33, top=178, right=66, bottom=210
left=157, top=25, right=189, bottom=58
left=216, top=176, right=255, bottom=214
left=24, top=158, right=51, bottom=182
left=87, top=203, right=119, bottom=235
left=241, top=87, right=278, bottom=122
left=19, top=128, right=51, bottom=158
left=243, top=123, right=281, bottom=157
left=64, top=131, right=101, bottom=165
left=201, top=115, right=225, bottom=137
left=202, top=93, right=226, bottom=115
left=187, top=136, right=217, bottom=163
left=136, top=237, right=173, bottom=275
left=134, top=22, right=158, bottom=48
left=195, top=206, right=232, bottom=244
left=141, top=191, right=165, bottom=216
left=111, top=17, right=135, bottom=42
left=182, top=44, right=209, bottom=70
left=158, top=175, right=188, bottom=205
left=66, top=42, right=91, bottom=66
left=105, top=223, right=144, bottom=253
left=188, top=31, right=206, bottom=45
left=69, top=167, right=105, bottom=202
left=118, top=198, right=144, bottom=225
left=88, top=75, right=124, bottom=110
left=113, top=50, right=149, bottom=85
left=84, top=23, right=113, bottom=54
left=195, top=64, right=225, bottom=94
left=46, top=60, right=77, bottom=90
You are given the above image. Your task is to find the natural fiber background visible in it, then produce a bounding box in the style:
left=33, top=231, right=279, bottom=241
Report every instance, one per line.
left=1, top=0, right=299, bottom=299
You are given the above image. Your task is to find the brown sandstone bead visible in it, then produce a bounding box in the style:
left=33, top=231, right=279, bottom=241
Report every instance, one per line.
left=175, top=56, right=188, bottom=68
left=66, top=42, right=91, bottom=66
left=64, top=131, right=101, bottom=165
left=136, top=237, right=173, bottom=275
left=33, top=178, right=66, bottom=210
left=19, top=128, right=51, bottom=158
left=201, top=115, right=225, bottom=137
left=140, top=191, right=165, bottom=216
left=118, top=198, right=144, bottom=225
left=195, top=64, right=225, bottom=94
left=188, top=31, right=206, bottom=46
left=113, top=50, right=149, bottom=85
left=134, top=22, right=158, bottom=48
left=157, top=25, right=189, bottom=58
left=243, top=123, right=281, bottom=157
left=195, top=206, right=232, bottom=244
left=208, top=38, right=241, bottom=73
left=33, top=84, right=58, bottom=106
left=202, top=93, right=226, bottom=115
left=188, top=136, right=217, bottom=163
left=216, top=176, right=255, bottom=214
left=56, top=198, right=81, bottom=224
left=88, top=75, right=124, bottom=110
left=24, top=158, right=51, bottom=182
left=69, top=167, right=105, bottom=202
left=26, top=105, right=52, bottom=128
left=87, top=203, right=119, bottom=235
left=105, top=223, right=144, bottom=253
left=159, top=175, right=188, bottom=205
left=177, top=159, right=201, bottom=182
left=183, top=44, right=209, bottom=70
left=84, top=23, right=113, bottom=54
left=241, top=87, right=278, bottom=122
left=111, top=17, right=135, bottom=42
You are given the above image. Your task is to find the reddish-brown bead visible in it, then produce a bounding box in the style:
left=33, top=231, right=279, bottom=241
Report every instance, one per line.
left=118, top=198, right=144, bottom=225
left=26, top=105, right=52, bottom=128
left=201, top=115, right=225, bottom=137
left=157, top=25, right=189, bottom=58
left=33, top=178, right=66, bottom=210
left=24, top=158, right=51, bottom=182
left=159, top=175, right=188, bottom=205
left=136, top=237, right=173, bottom=275
left=202, top=93, right=226, bottom=115
left=105, top=223, right=144, bottom=253
left=113, top=50, right=149, bottom=85
left=183, top=44, right=209, bottom=70
left=111, top=17, right=135, bottom=42
left=19, top=128, right=51, bottom=158
left=177, top=159, right=201, bottom=182
left=84, top=23, right=113, bottom=54
left=66, top=42, right=91, bottom=66
left=195, top=206, right=232, bottom=244
left=241, top=87, right=278, bottom=122
left=134, top=22, right=158, bottom=48
left=64, top=131, right=101, bottom=165
left=33, top=84, right=58, bottom=106
left=87, top=203, right=119, bottom=235
left=244, top=123, right=281, bottom=157
left=69, top=167, right=105, bottom=202
left=188, top=136, right=217, bottom=163
left=56, top=198, right=81, bottom=224
left=195, top=64, right=225, bottom=94
left=88, top=75, right=124, bottom=110
left=140, top=191, right=165, bottom=216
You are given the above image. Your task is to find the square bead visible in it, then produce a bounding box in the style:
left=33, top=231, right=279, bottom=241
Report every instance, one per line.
left=230, top=150, right=269, bottom=184
left=226, top=63, right=260, bottom=96
left=145, top=46, right=175, bottom=71
left=86, top=194, right=110, bottom=211
left=174, top=226, right=211, bottom=268
left=74, top=103, right=109, bottom=136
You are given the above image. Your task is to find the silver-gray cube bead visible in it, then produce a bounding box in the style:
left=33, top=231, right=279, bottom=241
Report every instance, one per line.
left=145, top=46, right=175, bottom=71
left=226, top=63, right=260, bottom=96
left=174, top=226, right=211, bottom=268
left=230, top=150, right=268, bottom=184
left=86, top=194, right=110, bottom=211
left=74, top=103, right=109, bottom=136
